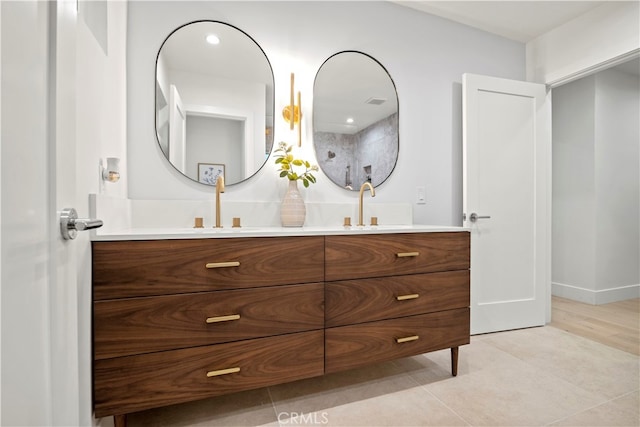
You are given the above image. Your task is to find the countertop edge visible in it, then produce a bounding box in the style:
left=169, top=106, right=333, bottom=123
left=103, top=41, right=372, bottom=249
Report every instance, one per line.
left=91, top=225, right=470, bottom=241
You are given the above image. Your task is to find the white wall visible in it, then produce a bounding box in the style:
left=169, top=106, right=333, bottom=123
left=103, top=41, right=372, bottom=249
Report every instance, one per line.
left=552, top=66, right=640, bottom=304
left=526, top=2, right=640, bottom=86
left=75, top=1, right=128, bottom=424
left=552, top=76, right=597, bottom=293
left=594, top=68, right=640, bottom=291
left=127, top=1, right=525, bottom=226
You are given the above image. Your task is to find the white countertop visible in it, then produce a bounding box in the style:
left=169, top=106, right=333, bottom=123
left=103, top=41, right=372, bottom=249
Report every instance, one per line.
left=91, top=224, right=469, bottom=241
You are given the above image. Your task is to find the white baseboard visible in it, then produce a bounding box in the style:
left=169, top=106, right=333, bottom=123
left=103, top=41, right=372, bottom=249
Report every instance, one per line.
left=552, top=282, right=640, bottom=305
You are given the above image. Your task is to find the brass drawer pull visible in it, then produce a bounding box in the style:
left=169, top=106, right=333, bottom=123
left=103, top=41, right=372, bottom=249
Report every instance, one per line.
left=205, top=261, right=240, bottom=269
left=396, top=335, right=419, bottom=344
left=206, top=367, right=240, bottom=377
left=206, top=314, right=240, bottom=324
left=396, top=252, right=419, bottom=258
left=396, top=293, right=419, bottom=301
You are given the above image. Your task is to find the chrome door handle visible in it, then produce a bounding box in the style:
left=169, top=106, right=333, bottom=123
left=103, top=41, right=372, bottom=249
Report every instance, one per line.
left=468, top=212, right=491, bottom=223
left=60, top=207, right=103, bottom=240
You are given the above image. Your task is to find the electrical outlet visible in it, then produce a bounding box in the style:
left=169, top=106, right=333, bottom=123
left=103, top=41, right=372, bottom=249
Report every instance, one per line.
left=416, top=186, right=426, bottom=204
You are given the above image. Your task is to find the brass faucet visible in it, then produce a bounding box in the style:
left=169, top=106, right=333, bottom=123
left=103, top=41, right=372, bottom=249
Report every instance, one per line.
left=358, top=182, right=375, bottom=226
left=215, top=175, right=225, bottom=228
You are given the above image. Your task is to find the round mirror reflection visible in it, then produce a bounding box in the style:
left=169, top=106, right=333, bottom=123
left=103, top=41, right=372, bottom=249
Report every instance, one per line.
left=155, top=21, right=274, bottom=186
left=313, top=51, right=398, bottom=191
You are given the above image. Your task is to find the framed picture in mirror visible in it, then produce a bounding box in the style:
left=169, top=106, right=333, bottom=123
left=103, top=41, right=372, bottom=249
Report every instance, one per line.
left=198, top=163, right=225, bottom=186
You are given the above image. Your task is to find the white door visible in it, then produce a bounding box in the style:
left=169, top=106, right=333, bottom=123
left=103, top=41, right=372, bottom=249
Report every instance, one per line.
left=463, top=73, right=551, bottom=335
left=52, top=1, right=83, bottom=424
left=169, top=84, right=187, bottom=173
left=1, top=1, right=84, bottom=424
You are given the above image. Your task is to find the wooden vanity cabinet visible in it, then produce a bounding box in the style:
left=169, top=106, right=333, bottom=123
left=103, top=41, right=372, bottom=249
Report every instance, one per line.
left=325, top=232, right=470, bottom=281
left=324, top=232, right=471, bottom=374
left=325, top=271, right=469, bottom=327
left=94, top=283, right=325, bottom=359
left=95, top=331, right=324, bottom=417
left=92, top=236, right=325, bottom=419
left=92, top=231, right=470, bottom=423
left=92, top=236, right=325, bottom=299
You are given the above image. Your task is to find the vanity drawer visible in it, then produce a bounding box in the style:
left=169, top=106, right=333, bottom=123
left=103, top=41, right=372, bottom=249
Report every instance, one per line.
left=325, top=308, right=470, bottom=374
left=325, top=271, right=469, bottom=327
left=325, top=232, right=469, bottom=281
left=92, top=236, right=325, bottom=300
left=94, top=330, right=324, bottom=417
left=94, top=283, right=325, bottom=360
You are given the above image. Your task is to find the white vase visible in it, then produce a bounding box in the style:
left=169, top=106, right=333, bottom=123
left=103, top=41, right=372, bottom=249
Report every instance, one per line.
left=281, top=180, right=306, bottom=227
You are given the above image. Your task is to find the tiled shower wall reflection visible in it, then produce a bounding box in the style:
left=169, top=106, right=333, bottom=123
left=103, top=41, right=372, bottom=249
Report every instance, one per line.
left=314, top=113, right=398, bottom=190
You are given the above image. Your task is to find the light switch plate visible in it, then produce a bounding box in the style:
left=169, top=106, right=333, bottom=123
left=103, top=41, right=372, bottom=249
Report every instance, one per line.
left=416, top=186, right=426, bottom=204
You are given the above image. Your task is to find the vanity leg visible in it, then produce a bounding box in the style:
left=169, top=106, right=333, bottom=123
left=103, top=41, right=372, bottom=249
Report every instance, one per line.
left=114, top=414, right=127, bottom=427
left=451, top=347, right=459, bottom=377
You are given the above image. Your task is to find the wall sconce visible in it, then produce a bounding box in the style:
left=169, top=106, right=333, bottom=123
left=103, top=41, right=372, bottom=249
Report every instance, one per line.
left=282, top=72, right=302, bottom=147
left=101, top=157, right=121, bottom=183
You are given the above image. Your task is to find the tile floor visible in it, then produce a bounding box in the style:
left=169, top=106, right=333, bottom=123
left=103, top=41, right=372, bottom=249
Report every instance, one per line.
left=126, top=325, right=640, bottom=427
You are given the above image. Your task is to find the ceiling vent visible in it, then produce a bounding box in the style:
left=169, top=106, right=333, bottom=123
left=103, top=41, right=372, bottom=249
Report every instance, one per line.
left=365, top=97, right=386, bottom=105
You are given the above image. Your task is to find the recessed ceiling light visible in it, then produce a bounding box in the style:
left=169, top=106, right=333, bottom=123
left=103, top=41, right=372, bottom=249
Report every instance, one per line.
left=206, top=34, right=220, bottom=45
left=346, top=117, right=354, bottom=124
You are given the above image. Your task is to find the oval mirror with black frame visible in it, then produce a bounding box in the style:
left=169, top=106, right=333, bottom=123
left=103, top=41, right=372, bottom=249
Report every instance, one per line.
left=155, top=21, right=274, bottom=186
left=313, top=51, right=398, bottom=191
